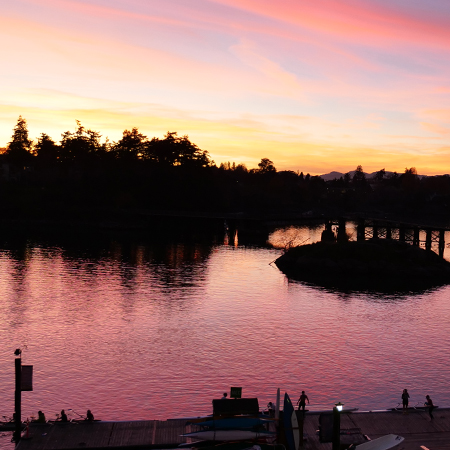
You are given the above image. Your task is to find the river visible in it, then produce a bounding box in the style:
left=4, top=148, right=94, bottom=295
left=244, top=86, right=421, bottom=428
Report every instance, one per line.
left=1, top=222, right=450, bottom=447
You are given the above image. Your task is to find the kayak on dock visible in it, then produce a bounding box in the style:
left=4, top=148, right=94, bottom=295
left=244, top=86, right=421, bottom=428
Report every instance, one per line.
left=348, top=434, right=404, bottom=450
left=196, top=418, right=273, bottom=429
left=182, top=430, right=276, bottom=441
left=188, top=444, right=285, bottom=450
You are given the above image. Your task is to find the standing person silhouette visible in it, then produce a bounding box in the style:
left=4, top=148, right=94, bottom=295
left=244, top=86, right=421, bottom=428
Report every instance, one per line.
left=297, top=391, right=309, bottom=416
left=425, top=395, right=434, bottom=420
left=402, top=389, right=410, bottom=413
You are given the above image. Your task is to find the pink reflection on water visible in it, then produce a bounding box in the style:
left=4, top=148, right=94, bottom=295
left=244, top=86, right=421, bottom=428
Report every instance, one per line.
left=0, top=234, right=450, bottom=428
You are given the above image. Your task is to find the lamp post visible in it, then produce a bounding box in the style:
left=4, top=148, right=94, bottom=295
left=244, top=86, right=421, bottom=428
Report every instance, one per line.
left=14, top=349, right=22, bottom=443
left=332, top=402, right=344, bottom=450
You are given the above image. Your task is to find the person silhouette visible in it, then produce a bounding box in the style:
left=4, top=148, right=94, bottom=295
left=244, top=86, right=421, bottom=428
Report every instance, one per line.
left=425, top=395, right=434, bottom=420
left=297, top=391, right=309, bottom=416
left=401, top=389, right=410, bottom=413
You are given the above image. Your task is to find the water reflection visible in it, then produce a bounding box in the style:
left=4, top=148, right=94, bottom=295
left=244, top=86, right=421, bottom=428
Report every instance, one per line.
left=1, top=225, right=450, bottom=434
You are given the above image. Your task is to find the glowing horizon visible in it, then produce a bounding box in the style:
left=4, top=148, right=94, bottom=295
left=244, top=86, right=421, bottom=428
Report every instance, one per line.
left=1, top=0, right=450, bottom=175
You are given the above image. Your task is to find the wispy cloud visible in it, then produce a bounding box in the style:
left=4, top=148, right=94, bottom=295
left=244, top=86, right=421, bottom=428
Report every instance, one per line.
left=2, top=0, right=450, bottom=174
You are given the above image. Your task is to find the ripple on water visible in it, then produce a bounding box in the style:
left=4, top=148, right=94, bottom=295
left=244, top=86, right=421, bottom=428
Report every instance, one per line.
left=0, top=237, right=450, bottom=422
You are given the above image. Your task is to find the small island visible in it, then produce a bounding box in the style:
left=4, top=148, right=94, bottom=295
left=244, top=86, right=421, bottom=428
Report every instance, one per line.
left=274, top=239, right=450, bottom=292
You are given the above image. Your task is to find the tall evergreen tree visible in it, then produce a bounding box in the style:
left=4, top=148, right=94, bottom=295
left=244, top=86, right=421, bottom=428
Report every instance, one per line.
left=6, top=116, right=34, bottom=166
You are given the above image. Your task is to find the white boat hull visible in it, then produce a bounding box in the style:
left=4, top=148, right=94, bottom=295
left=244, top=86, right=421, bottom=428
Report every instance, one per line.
left=354, top=434, right=404, bottom=450
left=182, top=430, right=275, bottom=441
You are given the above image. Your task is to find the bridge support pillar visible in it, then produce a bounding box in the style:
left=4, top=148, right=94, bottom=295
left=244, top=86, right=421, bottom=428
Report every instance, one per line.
left=386, top=227, right=392, bottom=240
left=413, top=227, right=420, bottom=246
left=399, top=226, right=405, bottom=242
left=357, top=219, right=365, bottom=242
left=372, top=221, right=379, bottom=239
left=439, top=230, right=445, bottom=258
left=337, top=218, right=347, bottom=242
left=426, top=229, right=432, bottom=251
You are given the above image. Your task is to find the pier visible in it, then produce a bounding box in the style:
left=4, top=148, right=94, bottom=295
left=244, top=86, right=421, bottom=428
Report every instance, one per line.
left=14, top=408, right=450, bottom=450
left=323, top=217, right=450, bottom=258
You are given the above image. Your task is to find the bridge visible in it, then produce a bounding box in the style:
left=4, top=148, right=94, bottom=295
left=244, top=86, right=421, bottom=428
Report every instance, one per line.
left=324, top=217, right=449, bottom=258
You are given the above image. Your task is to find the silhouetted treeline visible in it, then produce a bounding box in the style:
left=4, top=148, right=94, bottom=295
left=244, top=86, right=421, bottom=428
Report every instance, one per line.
left=1, top=117, right=450, bottom=224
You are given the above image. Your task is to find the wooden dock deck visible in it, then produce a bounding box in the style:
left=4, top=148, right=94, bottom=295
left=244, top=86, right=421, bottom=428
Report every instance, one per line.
left=303, top=408, right=450, bottom=449
left=15, top=409, right=450, bottom=450
left=15, top=420, right=187, bottom=450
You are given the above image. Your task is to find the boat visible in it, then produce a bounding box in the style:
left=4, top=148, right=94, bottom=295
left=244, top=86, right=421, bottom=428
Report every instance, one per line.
left=348, top=434, right=404, bottom=449
left=282, top=393, right=299, bottom=450
left=190, top=444, right=285, bottom=450
left=181, top=430, right=276, bottom=441
left=196, top=417, right=273, bottom=429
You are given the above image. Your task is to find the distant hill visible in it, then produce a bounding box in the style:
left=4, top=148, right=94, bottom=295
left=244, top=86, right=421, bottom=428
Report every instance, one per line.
left=318, top=170, right=430, bottom=181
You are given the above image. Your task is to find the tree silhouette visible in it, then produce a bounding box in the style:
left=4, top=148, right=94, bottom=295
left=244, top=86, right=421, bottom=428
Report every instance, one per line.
left=145, top=132, right=212, bottom=167
left=6, top=116, right=34, bottom=167
left=112, top=128, right=148, bottom=162
left=352, top=165, right=366, bottom=185
left=257, top=158, right=276, bottom=173
left=35, top=133, right=59, bottom=165
left=374, top=168, right=386, bottom=181
left=60, top=120, right=102, bottom=163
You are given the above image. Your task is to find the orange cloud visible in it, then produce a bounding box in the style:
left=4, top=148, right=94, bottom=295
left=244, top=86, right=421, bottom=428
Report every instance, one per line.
left=421, top=122, right=450, bottom=135
left=421, top=109, right=450, bottom=123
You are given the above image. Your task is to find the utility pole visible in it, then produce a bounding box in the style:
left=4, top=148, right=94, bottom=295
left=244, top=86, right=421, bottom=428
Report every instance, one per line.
left=14, top=349, right=22, bottom=443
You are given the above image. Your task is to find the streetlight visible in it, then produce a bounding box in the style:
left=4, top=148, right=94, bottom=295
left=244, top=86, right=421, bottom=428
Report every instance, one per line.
left=332, top=402, right=344, bottom=450
left=335, top=402, right=344, bottom=412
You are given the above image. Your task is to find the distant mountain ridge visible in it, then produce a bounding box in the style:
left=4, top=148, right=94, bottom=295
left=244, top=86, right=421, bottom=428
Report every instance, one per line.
left=318, top=170, right=432, bottom=181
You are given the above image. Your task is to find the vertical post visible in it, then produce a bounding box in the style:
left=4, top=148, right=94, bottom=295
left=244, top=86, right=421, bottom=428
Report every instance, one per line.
left=337, top=218, right=347, bottom=242
left=14, top=356, right=22, bottom=443
left=357, top=219, right=365, bottom=242
left=298, top=413, right=304, bottom=448
left=426, top=229, right=432, bottom=251
left=372, top=221, right=379, bottom=240
left=399, top=226, right=405, bottom=242
left=439, top=230, right=445, bottom=258
left=386, top=226, right=392, bottom=240
left=413, top=227, right=420, bottom=246
left=275, top=388, right=280, bottom=421
left=332, top=407, right=340, bottom=450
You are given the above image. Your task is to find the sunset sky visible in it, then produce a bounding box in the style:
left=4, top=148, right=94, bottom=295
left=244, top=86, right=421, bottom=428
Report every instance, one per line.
left=2, top=0, right=450, bottom=174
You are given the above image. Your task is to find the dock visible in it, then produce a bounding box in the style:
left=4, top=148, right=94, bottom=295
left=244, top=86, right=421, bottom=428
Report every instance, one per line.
left=303, top=408, right=450, bottom=449
left=14, top=408, right=450, bottom=450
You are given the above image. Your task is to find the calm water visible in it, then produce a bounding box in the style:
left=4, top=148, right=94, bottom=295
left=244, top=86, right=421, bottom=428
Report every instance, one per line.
left=1, top=223, right=450, bottom=446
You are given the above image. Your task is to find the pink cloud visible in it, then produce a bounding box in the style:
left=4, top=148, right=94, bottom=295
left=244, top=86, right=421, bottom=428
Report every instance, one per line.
left=210, top=0, right=450, bottom=50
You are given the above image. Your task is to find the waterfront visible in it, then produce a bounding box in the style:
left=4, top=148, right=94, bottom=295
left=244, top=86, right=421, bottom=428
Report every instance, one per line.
left=1, top=223, right=450, bottom=448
